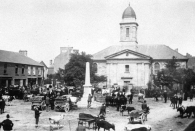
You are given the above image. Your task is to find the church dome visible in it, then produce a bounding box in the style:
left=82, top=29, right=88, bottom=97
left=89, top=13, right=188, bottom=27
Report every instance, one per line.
left=122, top=5, right=136, bottom=19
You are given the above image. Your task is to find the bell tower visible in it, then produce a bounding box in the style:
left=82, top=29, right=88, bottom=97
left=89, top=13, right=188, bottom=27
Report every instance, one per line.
left=120, top=4, right=138, bottom=51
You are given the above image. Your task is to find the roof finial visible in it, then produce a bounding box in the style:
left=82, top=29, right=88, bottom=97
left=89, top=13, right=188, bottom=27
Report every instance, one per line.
left=129, top=2, right=130, bottom=6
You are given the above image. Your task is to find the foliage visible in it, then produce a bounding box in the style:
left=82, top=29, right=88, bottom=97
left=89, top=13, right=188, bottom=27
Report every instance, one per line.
left=153, top=56, right=195, bottom=91
left=58, top=52, right=107, bottom=87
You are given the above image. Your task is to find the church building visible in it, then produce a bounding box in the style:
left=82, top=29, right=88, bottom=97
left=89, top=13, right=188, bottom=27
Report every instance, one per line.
left=92, top=5, right=188, bottom=89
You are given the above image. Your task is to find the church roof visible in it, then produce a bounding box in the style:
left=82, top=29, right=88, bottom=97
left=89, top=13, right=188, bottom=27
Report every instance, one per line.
left=0, top=50, right=43, bottom=66
left=93, top=45, right=188, bottom=61
left=122, top=6, right=136, bottom=19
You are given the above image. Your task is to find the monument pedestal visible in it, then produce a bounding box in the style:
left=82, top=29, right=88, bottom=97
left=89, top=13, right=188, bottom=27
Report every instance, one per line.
left=77, top=86, right=102, bottom=108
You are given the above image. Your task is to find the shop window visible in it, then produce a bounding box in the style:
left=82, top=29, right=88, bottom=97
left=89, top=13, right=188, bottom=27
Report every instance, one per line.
left=125, top=65, right=129, bottom=72
left=154, top=63, right=160, bottom=74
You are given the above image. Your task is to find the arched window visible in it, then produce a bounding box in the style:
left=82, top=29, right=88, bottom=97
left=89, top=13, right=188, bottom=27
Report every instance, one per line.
left=93, top=63, right=97, bottom=73
left=154, top=63, right=160, bottom=74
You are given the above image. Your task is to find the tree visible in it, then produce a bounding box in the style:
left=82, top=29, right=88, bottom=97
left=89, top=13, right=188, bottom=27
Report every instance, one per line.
left=64, top=52, right=107, bottom=87
left=153, top=56, right=195, bottom=91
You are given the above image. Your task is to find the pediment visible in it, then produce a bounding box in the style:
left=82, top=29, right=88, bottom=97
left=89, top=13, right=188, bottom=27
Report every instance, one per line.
left=105, top=49, right=151, bottom=60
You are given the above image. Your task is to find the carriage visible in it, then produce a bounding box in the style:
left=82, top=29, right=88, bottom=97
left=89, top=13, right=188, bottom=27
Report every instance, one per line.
left=54, top=95, right=78, bottom=112
left=31, top=96, right=46, bottom=110
left=128, top=110, right=148, bottom=124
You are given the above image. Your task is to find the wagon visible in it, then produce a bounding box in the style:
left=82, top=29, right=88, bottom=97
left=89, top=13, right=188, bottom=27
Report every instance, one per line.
left=31, top=96, right=46, bottom=110
left=128, top=110, right=147, bottom=124
left=78, top=113, right=97, bottom=129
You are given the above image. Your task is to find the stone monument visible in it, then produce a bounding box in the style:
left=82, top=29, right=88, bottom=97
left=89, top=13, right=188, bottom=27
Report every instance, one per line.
left=77, top=62, right=92, bottom=107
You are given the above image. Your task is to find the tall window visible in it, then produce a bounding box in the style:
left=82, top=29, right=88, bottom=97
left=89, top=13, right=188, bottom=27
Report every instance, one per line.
left=125, top=65, right=129, bottom=72
left=32, top=67, right=36, bottom=75
left=126, top=28, right=129, bottom=37
left=22, top=65, right=25, bottom=74
left=93, top=63, right=97, bottom=73
left=15, top=65, right=18, bottom=74
left=4, top=63, right=7, bottom=74
left=28, top=66, right=31, bottom=75
left=154, top=63, right=160, bottom=74
left=38, top=68, right=42, bottom=75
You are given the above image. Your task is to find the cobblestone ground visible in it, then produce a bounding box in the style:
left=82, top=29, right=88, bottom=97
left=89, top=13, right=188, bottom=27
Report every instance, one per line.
left=0, top=97, right=194, bottom=131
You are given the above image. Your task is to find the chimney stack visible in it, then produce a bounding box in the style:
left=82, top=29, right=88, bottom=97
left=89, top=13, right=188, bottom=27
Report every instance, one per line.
left=175, top=48, right=178, bottom=52
left=50, top=60, right=53, bottom=65
left=19, top=50, right=27, bottom=56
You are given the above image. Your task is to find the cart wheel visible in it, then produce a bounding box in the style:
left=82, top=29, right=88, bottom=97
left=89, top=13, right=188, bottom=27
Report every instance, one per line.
left=64, top=104, right=70, bottom=112
left=140, top=114, right=145, bottom=124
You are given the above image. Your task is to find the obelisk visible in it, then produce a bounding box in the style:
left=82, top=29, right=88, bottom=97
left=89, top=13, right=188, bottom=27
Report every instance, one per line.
left=78, top=62, right=92, bottom=107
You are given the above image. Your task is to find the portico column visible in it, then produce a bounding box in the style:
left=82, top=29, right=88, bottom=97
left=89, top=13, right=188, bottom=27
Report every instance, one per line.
left=11, top=78, right=15, bottom=85
left=6, top=80, right=8, bottom=87
left=26, top=78, right=28, bottom=86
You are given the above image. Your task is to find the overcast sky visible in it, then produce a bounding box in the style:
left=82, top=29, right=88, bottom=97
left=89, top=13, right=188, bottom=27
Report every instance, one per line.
left=0, top=0, right=195, bottom=66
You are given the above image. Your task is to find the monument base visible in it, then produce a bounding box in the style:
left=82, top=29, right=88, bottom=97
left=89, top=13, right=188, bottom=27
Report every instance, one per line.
left=77, top=86, right=102, bottom=108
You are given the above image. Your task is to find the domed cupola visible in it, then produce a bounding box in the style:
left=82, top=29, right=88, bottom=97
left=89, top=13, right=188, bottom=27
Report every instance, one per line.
left=122, top=5, right=136, bottom=19
left=120, top=4, right=138, bottom=51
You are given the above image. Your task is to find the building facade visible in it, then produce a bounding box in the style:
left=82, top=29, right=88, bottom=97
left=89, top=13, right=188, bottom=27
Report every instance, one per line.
left=93, top=5, right=188, bottom=89
left=0, top=50, right=44, bottom=88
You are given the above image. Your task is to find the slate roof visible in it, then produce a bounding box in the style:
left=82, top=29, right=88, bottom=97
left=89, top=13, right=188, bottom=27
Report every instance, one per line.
left=0, top=50, right=43, bottom=66
left=93, top=44, right=188, bottom=60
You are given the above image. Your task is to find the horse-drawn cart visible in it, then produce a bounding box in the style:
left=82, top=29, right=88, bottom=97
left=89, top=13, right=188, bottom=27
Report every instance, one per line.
left=31, top=96, right=46, bottom=110
left=54, top=95, right=78, bottom=112
left=128, top=110, right=147, bottom=124
left=78, top=113, right=97, bottom=129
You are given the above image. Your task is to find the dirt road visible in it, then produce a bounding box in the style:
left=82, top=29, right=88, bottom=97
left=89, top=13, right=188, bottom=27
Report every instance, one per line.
left=0, top=97, right=194, bottom=131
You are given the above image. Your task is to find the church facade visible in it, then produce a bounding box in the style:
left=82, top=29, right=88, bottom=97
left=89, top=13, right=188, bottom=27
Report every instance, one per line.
left=92, top=5, right=188, bottom=89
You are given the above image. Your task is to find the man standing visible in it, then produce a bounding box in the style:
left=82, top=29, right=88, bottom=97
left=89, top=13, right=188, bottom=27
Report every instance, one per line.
left=99, top=103, right=106, bottom=116
left=34, top=107, right=41, bottom=127
left=87, top=94, right=92, bottom=108
left=164, top=89, right=167, bottom=103
left=1, top=114, right=14, bottom=131
left=45, top=94, right=50, bottom=112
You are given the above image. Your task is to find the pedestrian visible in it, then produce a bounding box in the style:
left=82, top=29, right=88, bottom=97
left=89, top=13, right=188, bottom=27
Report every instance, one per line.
left=99, top=103, right=106, bottom=116
left=45, top=94, right=50, bottom=112
left=34, top=107, right=41, bottom=127
left=1, top=114, right=14, bottom=131
left=129, top=93, right=133, bottom=104
left=49, top=94, right=55, bottom=110
left=1, top=98, right=6, bottom=114
left=87, top=94, right=92, bottom=108
left=76, top=121, right=86, bottom=131
left=189, top=92, right=193, bottom=101
left=164, top=90, right=167, bottom=103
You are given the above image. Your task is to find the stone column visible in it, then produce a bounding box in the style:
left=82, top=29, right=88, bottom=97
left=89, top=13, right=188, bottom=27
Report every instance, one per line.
left=20, top=79, right=23, bottom=86
left=11, top=78, right=15, bottom=85
left=83, top=62, right=92, bottom=95
left=6, top=80, right=8, bottom=87
left=26, top=78, right=28, bottom=86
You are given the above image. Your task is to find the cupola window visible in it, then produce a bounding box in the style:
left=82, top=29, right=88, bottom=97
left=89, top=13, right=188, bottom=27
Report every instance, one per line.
left=126, top=28, right=129, bottom=37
